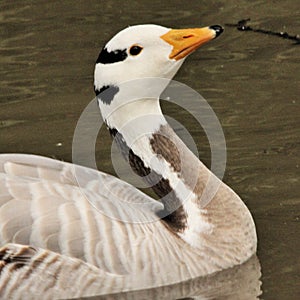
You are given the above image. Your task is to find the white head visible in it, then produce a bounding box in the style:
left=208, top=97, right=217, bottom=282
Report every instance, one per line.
left=94, top=24, right=223, bottom=131
left=95, top=25, right=182, bottom=86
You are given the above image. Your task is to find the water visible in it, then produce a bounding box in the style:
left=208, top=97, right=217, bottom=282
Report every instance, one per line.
left=0, top=1, right=299, bottom=299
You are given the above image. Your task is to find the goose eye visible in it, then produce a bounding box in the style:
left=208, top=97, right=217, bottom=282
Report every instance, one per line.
left=129, top=45, right=143, bottom=56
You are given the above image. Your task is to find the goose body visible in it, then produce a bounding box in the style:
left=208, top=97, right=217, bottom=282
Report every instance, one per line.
left=0, top=24, right=257, bottom=299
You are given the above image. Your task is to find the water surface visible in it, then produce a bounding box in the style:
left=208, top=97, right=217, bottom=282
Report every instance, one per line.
left=0, top=1, right=299, bottom=299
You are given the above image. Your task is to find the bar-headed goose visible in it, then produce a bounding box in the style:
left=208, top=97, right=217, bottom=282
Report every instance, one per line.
left=0, top=24, right=257, bottom=299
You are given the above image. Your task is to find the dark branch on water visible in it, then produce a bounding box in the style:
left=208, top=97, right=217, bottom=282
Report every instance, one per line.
left=225, top=18, right=300, bottom=44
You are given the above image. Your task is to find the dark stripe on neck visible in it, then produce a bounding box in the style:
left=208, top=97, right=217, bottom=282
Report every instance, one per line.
left=95, top=85, right=119, bottom=105
left=96, top=47, right=127, bottom=64
left=150, top=132, right=181, bottom=173
left=109, top=127, right=187, bottom=232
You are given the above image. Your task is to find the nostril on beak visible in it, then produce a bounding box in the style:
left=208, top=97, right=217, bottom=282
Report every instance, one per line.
left=183, top=34, right=194, bottom=39
left=209, top=25, right=224, bottom=38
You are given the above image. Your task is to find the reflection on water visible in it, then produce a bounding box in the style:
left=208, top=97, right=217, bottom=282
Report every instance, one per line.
left=84, top=256, right=261, bottom=300
left=0, top=0, right=299, bottom=299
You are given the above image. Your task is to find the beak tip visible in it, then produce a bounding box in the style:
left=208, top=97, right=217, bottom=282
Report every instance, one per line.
left=209, top=25, right=224, bottom=38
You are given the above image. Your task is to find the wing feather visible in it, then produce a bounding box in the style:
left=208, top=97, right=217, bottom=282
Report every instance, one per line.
left=0, top=154, right=163, bottom=270
left=0, top=154, right=213, bottom=296
left=0, top=243, right=122, bottom=299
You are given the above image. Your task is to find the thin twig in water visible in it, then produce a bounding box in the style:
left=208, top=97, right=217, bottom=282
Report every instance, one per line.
left=225, top=18, right=300, bottom=44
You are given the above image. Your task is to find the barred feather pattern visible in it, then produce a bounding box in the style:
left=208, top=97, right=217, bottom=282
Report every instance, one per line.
left=0, top=154, right=256, bottom=298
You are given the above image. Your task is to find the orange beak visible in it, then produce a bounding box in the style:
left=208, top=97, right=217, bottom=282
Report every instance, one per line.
left=160, top=25, right=223, bottom=60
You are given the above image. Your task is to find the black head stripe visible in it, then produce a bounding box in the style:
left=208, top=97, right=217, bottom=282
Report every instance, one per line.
left=95, top=85, right=119, bottom=105
left=96, top=47, right=127, bottom=64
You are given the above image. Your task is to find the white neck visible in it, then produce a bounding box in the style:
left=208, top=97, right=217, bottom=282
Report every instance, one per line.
left=105, top=98, right=167, bottom=147
left=97, top=90, right=256, bottom=267
left=99, top=93, right=211, bottom=234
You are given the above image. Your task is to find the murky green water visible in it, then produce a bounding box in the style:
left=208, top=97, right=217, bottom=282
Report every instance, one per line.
left=0, top=1, right=299, bottom=299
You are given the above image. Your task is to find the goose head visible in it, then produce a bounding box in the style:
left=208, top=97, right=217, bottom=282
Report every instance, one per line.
left=94, top=24, right=223, bottom=84
left=94, top=24, right=223, bottom=128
